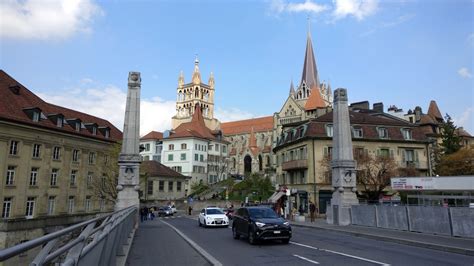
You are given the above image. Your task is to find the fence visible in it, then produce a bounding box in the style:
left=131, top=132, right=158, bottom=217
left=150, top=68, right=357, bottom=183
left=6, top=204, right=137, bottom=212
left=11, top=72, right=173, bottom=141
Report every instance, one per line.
left=0, top=206, right=137, bottom=266
left=350, top=205, right=474, bottom=238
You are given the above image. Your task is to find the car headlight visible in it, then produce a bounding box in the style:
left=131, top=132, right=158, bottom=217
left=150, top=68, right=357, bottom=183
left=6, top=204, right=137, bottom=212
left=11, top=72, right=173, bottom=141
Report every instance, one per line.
left=206, top=216, right=211, bottom=220
left=283, top=221, right=290, bottom=226
left=255, top=222, right=265, bottom=228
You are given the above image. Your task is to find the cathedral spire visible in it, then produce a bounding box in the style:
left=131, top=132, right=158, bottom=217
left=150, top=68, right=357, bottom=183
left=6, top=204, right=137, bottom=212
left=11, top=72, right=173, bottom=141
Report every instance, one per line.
left=208, top=71, right=215, bottom=89
left=192, top=55, right=201, bottom=84
left=300, top=21, right=320, bottom=91
left=178, top=70, right=184, bottom=88
left=289, top=79, right=295, bottom=97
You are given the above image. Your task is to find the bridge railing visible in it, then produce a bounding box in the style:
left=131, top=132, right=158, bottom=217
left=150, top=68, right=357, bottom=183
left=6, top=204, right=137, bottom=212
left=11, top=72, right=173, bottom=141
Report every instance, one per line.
left=0, top=206, right=137, bottom=266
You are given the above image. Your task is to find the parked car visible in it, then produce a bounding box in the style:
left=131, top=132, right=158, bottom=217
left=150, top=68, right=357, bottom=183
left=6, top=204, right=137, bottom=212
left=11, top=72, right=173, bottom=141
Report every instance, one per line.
left=168, top=204, right=177, bottom=213
left=198, top=207, right=229, bottom=227
left=158, top=206, right=173, bottom=217
left=232, top=206, right=291, bottom=245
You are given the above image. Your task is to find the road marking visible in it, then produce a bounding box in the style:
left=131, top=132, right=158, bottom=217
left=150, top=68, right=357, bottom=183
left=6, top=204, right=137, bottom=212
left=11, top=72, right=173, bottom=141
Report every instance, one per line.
left=293, top=254, right=320, bottom=264
left=161, top=220, right=223, bottom=266
left=290, top=241, right=390, bottom=266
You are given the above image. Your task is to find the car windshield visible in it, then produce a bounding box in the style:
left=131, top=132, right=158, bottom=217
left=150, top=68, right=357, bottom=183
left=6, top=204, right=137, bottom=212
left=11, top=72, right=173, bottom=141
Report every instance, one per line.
left=248, top=208, right=279, bottom=219
left=206, top=208, right=224, bottom=215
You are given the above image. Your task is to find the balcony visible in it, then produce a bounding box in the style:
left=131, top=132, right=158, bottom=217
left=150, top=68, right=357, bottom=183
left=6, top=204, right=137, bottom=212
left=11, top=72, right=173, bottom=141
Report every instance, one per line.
left=280, top=116, right=301, bottom=125
left=400, top=161, right=428, bottom=169
left=282, top=159, right=308, bottom=171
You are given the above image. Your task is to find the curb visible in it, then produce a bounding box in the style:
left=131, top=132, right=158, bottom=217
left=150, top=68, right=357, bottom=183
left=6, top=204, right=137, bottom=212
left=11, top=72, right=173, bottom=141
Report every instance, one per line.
left=292, top=223, right=474, bottom=256
left=160, top=220, right=223, bottom=266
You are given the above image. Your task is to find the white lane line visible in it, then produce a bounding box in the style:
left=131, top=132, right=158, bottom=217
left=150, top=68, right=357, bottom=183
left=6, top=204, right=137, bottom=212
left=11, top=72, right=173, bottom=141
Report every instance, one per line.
left=161, top=220, right=223, bottom=266
left=293, top=254, right=320, bottom=264
left=290, top=241, right=390, bottom=266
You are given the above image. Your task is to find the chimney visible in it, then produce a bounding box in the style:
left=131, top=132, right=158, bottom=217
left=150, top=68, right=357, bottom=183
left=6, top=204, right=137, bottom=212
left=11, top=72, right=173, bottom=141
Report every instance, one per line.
left=349, top=101, right=369, bottom=111
left=373, top=102, right=384, bottom=113
left=414, top=106, right=422, bottom=122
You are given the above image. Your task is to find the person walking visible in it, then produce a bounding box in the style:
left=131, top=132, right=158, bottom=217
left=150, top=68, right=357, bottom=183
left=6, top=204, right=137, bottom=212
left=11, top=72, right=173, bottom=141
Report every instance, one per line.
left=309, top=201, right=316, bottom=223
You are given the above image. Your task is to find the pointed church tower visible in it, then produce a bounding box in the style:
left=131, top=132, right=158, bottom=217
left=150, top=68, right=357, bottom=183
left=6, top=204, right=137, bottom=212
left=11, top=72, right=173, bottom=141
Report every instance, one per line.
left=172, top=57, right=221, bottom=130
left=289, top=79, right=296, bottom=98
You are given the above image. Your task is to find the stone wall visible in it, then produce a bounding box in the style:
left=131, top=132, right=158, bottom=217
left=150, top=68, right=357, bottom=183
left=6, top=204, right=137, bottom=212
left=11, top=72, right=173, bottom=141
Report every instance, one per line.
left=351, top=205, right=376, bottom=227
left=450, top=207, right=474, bottom=238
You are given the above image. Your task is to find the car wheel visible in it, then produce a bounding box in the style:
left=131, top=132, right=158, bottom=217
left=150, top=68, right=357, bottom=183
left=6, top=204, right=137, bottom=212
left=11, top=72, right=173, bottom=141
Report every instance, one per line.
left=282, top=238, right=290, bottom=244
left=232, top=226, right=240, bottom=239
left=248, top=228, right=257, bottom=245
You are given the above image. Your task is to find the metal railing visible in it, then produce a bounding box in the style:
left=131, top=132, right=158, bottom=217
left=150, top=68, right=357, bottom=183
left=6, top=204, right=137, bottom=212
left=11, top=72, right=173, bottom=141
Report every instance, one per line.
left=0, top=206, right=137, bottom=265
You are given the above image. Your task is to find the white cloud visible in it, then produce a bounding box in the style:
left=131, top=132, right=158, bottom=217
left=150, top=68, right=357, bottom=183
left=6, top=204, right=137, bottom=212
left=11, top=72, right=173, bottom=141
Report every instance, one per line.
left=37, top=79, right=176, bottom=136
left=458, top=67, right=472, bottom=79
left=453, top=107, right=474, bottom=134
left=215, top=107, right=262, bottom=123
left=0, top=0, right=102, bottom=40
left=360, top=13, right=415, bottom=37
left=269, top=0, right=329, bottom=15
left=332, top=0, right=378, bottom=21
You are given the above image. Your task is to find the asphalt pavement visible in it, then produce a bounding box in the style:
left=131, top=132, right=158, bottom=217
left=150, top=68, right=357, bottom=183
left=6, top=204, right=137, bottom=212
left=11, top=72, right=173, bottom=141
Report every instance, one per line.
left=126, top=214, right=474, bottom=266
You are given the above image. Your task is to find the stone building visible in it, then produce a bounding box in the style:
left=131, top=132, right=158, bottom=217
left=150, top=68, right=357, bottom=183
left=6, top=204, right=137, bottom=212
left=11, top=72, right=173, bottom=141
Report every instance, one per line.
left=171, top=57, right=220, bottom=130
left=0, top=70, right=122, bottom=259
left=273, top=104, right=431, bottom=215
left=139, top=131, right=163, bottom=162
left=140, top=160, right=191, bottom=201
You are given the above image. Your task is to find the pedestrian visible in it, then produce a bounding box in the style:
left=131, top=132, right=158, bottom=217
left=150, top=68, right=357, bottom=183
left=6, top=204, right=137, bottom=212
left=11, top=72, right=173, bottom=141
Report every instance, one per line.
left=188, top=205, right=192, bottom=215
left=140, top=207, right=146, bottom=222
left=309, top=201, right=316, bottom=222
left=149, top=207, right=155, bottom=220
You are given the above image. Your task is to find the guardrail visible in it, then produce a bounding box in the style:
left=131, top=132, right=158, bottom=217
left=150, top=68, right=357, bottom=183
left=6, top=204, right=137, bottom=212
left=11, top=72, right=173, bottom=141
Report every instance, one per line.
left=0, top=206, right=137, bottom=265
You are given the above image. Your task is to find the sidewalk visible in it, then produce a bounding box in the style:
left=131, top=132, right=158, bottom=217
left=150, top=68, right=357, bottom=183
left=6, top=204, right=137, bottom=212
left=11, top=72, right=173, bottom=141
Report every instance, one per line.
left=291, top=218, right=474, bottom=256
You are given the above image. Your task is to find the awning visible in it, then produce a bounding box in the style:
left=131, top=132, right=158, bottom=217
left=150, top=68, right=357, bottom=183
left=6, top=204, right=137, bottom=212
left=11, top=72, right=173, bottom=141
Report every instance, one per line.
left=268, top=191, right=285, bottom=203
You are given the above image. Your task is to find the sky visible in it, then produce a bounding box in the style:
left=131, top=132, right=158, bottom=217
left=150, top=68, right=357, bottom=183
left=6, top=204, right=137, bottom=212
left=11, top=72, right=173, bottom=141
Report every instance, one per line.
left=1, top=0, right=473, bottom=136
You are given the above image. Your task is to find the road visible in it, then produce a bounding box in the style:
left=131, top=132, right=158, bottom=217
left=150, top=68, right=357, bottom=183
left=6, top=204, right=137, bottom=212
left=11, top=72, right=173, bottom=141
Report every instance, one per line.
left=127, top=215, right=474, bottom=266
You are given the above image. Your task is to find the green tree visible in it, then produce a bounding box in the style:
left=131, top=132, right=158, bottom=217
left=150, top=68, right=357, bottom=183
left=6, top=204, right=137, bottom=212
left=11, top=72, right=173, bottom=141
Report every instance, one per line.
left=440, top=114, right=461, bottom=155
left=232, top=173, right=274, bottom=201
left=436, top=147, right=474, bottom=176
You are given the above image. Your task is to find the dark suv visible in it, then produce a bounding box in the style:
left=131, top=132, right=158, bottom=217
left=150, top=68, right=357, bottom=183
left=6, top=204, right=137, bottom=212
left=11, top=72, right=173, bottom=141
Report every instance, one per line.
left=232, top=206, right=291, bottom=245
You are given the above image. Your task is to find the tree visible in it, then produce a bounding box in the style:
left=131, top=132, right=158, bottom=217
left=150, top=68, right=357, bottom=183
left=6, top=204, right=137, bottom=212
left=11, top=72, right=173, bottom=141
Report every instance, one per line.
left=436, top=147, right=474, bottom=176
left=232, top=173, right=274, bottom=201
left=91, top=142, right=121, bottom=204
left=440, top=114, right=461, bottom=155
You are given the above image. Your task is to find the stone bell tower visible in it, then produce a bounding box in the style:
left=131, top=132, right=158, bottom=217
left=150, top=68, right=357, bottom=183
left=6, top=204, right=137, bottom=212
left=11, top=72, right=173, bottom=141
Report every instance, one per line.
left=172, top=57, right=220, bottom=130
left=327, top=88, right=359, bottom=225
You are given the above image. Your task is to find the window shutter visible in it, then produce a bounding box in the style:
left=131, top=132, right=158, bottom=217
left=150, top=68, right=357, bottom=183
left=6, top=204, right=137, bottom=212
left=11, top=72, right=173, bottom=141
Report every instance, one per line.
left=415, top=151, right=419, bottom=162
left=402, top=150, right=406, bottom=161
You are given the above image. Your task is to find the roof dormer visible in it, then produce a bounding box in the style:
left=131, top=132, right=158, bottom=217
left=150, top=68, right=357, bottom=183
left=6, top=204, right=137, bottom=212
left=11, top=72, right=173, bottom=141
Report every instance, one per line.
left=66, top=118, right=82, bottom=132
left=84, top=123, right=98, bottom=135
left=23, top=107, right=43, bottom=122
left=47, top=113, right=65, bottom=128
left=98, top=126, right=111, bottom=139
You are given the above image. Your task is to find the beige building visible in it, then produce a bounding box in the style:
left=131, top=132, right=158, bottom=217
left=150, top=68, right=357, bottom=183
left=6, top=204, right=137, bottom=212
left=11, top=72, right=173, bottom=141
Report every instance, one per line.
left=0, top=70, right=122, bottom=260
left=273, top=105, right=431, bottom=214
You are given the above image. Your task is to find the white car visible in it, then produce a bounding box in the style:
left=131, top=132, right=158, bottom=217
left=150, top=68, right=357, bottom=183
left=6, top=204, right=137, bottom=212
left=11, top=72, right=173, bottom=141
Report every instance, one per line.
left=198, top=207, right=229, bottom=227
left=169, top=205, right=177, bottom=213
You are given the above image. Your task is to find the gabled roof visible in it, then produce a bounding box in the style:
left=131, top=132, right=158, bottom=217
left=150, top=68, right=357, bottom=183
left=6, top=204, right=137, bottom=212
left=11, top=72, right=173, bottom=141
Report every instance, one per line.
left=141, top=131, right=163, bottom=140
left=141, top=160, right=190, bottom=179
left=0, top=70, right=122, bottom=142
left=221, top=116, right=273, bottom=135
left=427, top=100, right=443, bottom=121
left=300, top=31, right=320, bottom=90
left=304, top=84, right=326, bottom=110
left=168, top=104, right=220, bottom=141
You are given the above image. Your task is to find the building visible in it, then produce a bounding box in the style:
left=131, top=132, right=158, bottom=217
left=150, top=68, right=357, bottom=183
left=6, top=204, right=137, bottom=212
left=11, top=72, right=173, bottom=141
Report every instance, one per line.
left=171, top=57, right=220, bottom=130
left=162, top=104, right=228, bottom=189
left=139, top=131, right=163, bottom=162
left=140, top=160, right=191, bottom=201
left=273, top=105, right=431, bottom=214
left=0, top=70, right=122, bottom=255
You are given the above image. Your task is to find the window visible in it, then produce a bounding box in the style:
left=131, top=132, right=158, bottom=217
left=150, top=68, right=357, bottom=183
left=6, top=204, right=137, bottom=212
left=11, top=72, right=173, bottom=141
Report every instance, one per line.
left=52, top=146, right=61, bottom=160
left=68, top=196, right=75, bottom=213
left=169, top=144, right=174, bottom=150
left=353, top=128, right=363, bottom=138
left=92, top=127, right=97, bottom=135
left=404, top=149, right=415, bottom=163
left=402, top=129, right=412, bottom=140
left=326, top=125, right=333, bottom=137
left=168, top=154, right=174, bottom=161
left=379, top=148, right=390, bottom=158
left=85, top=196, right=91, bottom=212
left=168, top=181, right=173, bottom=192
left=378, top=127, right=388, bottom=139
left=223, top=145, right=227, bottom=153
left=57, top=118, right=63, bottom=127
left=50, top=169, right=59, bottom=186
left=32, top=111, right=40, bottom=122
left=194, top=154, right=199, bottom=161
left=145, top=143, right=150, bottom=151
left=30, top=167, right=38, bottom=186
left=72, top=149, right=80, bottom=162
left=88, top=152, right=96, bottom=164
left=200, top=154, right=204, bottom=162
left=100, top=199, right=105, bottom=211
left=32, top=144, right=41, bottom=158
left=87, top=172, right=93, bottom=187
left=215, top=144, right=219, bottom=152
left=159, top=181, right=164, bottom=192
left=353, top=148, right=366, bottom=160
left=147, top=180, right=153, bottom=195
left=70, top=170, right=77, bottom=186
left=9, top=140, right=18, bottom=155
left=172, top=166, right=182, bottom=173
left=105, top=129, right=110, bottom=138
left=181, top=143, right=187, bottom=149
left=75, top=122, right=80, bottom=132
left=323, top=147, right=333, bottom=159
left=25, top=197, right=35, bottom=217
left=2, top=197, right=12, bottom=218
left=47, top=196, right=55, bottom=215
left=181, top=153, right=186, bottom=161
left=177, top=181, right=182, bottom=192
left=208, top=144, right=213, bottom=151
left=6, top=166, right=15, bottom=185
left=195, top=144, right=198, bottom=150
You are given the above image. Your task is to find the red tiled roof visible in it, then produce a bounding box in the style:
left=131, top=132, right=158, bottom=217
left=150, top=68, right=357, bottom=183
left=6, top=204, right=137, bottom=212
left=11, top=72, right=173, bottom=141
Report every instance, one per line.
left=304, top=85, right=326, bottom=111
left=427, top=100, right=443, bottom=121
left=141, top=160, right=190, bottom=178
left=0, top=70, right=122, bottom=142
left=141, top=131, right=163, bottom=140
left=221, top=116, right=273, bottom=135
left=168, top=104, right=220, bottom=141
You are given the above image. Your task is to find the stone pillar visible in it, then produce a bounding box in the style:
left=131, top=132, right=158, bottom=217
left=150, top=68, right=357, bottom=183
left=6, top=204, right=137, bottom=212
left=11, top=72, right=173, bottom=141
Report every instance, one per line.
left=327, top=88, right=358, bottom=225
left=115, top=72, right=141, bottom=211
